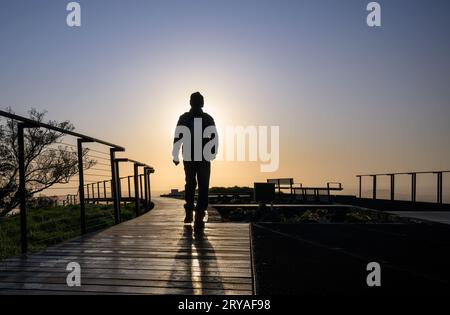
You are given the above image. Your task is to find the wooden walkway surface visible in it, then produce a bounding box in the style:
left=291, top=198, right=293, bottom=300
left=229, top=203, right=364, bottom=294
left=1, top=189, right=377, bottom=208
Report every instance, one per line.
left=0, top=198, right=253, bottom=295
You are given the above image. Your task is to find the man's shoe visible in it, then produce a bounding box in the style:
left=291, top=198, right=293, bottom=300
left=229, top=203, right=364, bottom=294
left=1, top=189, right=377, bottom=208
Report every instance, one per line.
left=184, top=211, right=193, bottom=223
left=194, top=212, right=205, bottom=229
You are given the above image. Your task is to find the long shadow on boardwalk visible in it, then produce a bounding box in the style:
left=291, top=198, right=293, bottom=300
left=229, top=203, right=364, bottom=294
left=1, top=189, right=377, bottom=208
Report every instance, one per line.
left=166, top=225, right=225, bottom=294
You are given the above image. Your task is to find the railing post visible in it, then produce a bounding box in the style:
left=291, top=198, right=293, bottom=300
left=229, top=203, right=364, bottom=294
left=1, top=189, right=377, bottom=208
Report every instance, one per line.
left=148, top=169, right=152, bottom=203
left=139, top=174, right=144, bottom=206
left=326, top=182, right=331, bottom=202
left=18, top=123, right=28, bottom=255
left=115, top=160, right=122, bottom=209
left=390, top=174, right=395, bottom=201
left=357, top=176, right=362, bottom=198
left=128, top=176, right=131, bottom=198
left=410, top=173, right=417, bottom=203
left=372, top=175, right=377, bottom=200
left=110, top=148, right=121, bottom=224
left=144, top=168, right=149, bottom=210
left=436, top=172, right=443, bottom=204
left=91, top=183, right=95, bottom=203
left=134, top=163, right=140, bottom=216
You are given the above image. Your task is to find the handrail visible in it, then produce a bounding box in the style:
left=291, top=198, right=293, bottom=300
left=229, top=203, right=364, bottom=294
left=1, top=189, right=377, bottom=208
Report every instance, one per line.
left=0, top=110, right=124, bottom=150
left=356, top=171, right=450, bottom=177
left=115, top=158, right=154, bottom=171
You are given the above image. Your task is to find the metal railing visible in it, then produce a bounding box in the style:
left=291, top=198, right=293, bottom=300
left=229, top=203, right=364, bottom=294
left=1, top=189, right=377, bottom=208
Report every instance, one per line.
left=356, top=171, right=450, bottom=203
left=0, top=110, right=155, bottom=254
left=84, top=159, right=155, bottom=218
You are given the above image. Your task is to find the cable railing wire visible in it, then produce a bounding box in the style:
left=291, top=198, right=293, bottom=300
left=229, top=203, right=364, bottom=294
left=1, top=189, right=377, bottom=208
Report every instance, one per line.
left=1, top=109, right=156, bottom=257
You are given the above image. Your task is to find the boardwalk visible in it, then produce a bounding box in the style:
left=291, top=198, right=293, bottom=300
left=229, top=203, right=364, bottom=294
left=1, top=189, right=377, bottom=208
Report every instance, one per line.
left=0, top=198, right=253, bottom=295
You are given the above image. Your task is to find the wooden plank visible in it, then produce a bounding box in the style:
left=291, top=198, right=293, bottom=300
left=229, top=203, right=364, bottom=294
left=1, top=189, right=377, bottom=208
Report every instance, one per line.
left=0, top=267, right=252, bottom=279
left=1, top=256, right=252, bottom=268
left=0, top=263, right=252, bottom=275
left=0, top=271, right=253, bottom=284
left=2, top=256, right=251, bottom=267
left=0, top=197, right=253, bottom=295
left=0, top=274, right=253, bottom=291
left=0, top=281, right=252, bottom=295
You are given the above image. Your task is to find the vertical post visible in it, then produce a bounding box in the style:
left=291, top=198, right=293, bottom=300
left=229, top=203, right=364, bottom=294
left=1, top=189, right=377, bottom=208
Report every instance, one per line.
left=91, top=184, right=95, bottom=203
left=326, top=182, right=331, bottom=202
left=115, top=160, right=122, bottom=207
left=128, top=176, right=131, bottom=198
left=18, top=124, right=28, bottom=254
left=108, top=180, right=112, bottom=204
left=134, top=163, right=140, bottom=217
left=290, top=179, right=293, bottom=200
left=144, top=168, right=149, bottom=210
left=139, top=174, right=144, bottom=205
left=411, top=173, right=417, bottom=203
left=103, top=181, right=107, bottom=199
left=390, top=174, right=395, bottom=201
left=97, top=182, right=101, bottom=202
left=86, top=182, right=89, bottom=201
left=358, top=176, right=362, bottom=198
left=110, top=148, right=121, bottom=224
left=436, top=172, right=443, bottom=204
left=372, top=175, right=377, bottom=200
left=147, top=169, right=152, bottom=204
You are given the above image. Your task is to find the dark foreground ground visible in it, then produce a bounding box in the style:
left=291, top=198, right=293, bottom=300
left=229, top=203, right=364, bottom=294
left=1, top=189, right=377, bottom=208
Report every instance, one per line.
left=251, top=222, right=450, bottom=295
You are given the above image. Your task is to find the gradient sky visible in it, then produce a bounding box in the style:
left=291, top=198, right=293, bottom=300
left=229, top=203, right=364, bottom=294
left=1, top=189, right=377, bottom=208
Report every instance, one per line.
left=1, top=0, right=450, bottom=200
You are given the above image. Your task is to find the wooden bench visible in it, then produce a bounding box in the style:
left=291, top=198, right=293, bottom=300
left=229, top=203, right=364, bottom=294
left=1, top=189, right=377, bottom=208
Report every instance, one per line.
left=267, top=178, right=343, bottom=202
left=293, top=182, right=343, bottom=202
left=266, top=178, right=302, bottom=198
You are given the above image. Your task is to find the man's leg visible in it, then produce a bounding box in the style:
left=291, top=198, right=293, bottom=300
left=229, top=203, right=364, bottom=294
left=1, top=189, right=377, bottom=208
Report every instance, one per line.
left=183, top=162, right=196, bottom=223
left=195, top=161, right=211, bottom=227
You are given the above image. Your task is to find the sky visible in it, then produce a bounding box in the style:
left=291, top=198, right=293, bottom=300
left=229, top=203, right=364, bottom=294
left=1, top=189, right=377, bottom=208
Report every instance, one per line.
left=1, top=0, right=450, bottom=200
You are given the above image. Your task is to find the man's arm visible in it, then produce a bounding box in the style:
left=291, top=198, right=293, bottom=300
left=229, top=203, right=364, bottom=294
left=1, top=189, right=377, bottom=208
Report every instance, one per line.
left=211, top=118, right=218, bottom=156
left=205, top=115, right=218, bottom=159
left=172, top=115, right=184, bottom=165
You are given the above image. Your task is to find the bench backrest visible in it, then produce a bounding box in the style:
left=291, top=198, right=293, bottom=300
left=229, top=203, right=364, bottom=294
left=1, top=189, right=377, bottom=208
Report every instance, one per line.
left=267, top=178, right=294, bottom=187
left=326, top=182, right=343, bottom=190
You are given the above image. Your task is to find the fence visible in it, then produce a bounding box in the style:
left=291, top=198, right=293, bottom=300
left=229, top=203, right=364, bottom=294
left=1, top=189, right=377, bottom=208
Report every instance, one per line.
left=0, top=110, right=155, bottom=254
left=356, top=171, right=449, bottom=203
left=83, top=158, right=155, bottom=218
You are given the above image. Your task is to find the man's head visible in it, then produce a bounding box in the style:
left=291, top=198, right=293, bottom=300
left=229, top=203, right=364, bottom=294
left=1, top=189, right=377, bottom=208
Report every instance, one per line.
left=190, top=92, right=204, bottom=109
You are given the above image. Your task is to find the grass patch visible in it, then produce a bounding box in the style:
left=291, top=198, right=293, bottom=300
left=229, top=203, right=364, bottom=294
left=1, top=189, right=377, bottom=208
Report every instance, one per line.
left=0, top=203, right=141, bottom=260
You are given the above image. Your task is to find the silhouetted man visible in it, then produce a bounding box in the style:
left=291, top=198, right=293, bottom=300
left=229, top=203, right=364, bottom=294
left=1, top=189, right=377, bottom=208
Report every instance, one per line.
left=172, top=92, right=218, bottom=228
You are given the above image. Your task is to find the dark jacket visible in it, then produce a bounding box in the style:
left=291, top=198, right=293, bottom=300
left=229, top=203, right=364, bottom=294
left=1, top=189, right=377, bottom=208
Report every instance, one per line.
left=172, top=108, right=217, bottom=162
